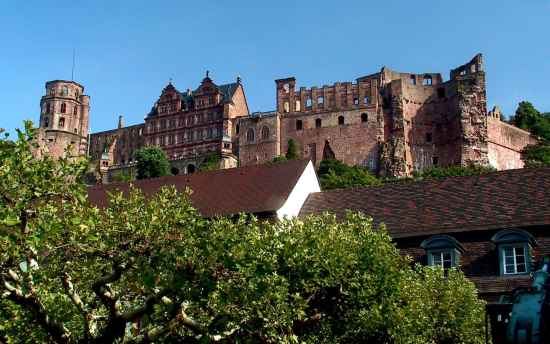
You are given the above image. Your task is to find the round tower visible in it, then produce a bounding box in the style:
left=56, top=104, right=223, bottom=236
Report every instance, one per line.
left=38, top=80, right=90, bottom=158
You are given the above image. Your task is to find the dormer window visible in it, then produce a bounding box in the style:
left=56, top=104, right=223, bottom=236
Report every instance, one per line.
left=421, top=235, right=465, bottom=269
left=492, top=229, right=536, bottom=276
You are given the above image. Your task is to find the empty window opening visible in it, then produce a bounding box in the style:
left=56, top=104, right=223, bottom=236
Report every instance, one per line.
left=315, top=118, right=322, bottom=128
left=306, top=98, right=312, bottom=108
left=410, top=75, right=416, bottom=85
left=44, top=117, right=49, bottom=128
left=283, top=102, right=290, bottom=113
left=187, top=164, right=196, bottom=174
left=236, top=124, right=240, bottom=134
left=423, top=75, right=433, bottom=86
left=171, top=167, right=180, bottom=175
left=353, top=97, right=359, bottom=105
left=364, top=96, right=370, bottom=104
left=426, top=132, right=433, bottom=143
left=246, top=128, right=255, bottom=142
left=338, top=116, right=345, bottom=126
left=296, top=120, right=303, bottom=131
left=432, top=156, right=439, bottom=165
left=361, top=113, right=368, bottom=123
left=317, top=96, right=324, bottom=106
left=261, top=126, right=270, bottom=140
left=437, top=88, right=446, bottom=98
left=295, top=100, right=301, bottom=111
left=60, top=103, right=66, bottom=113
left=58, top=117, right=65, bottom=128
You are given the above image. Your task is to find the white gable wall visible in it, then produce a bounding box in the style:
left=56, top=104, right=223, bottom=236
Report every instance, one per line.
left=276, top=160, right=321, bottom=219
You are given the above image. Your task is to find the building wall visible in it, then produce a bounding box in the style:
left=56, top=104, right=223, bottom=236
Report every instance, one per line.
left=237, top=113, right=280, bottom=166
left=487, top=115, right=537, bottom=170
left=396, top=226, right=550, bottom=302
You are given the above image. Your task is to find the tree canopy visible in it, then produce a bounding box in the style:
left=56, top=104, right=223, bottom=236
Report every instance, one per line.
left=134, top=146, right=170, bottom=180
left=0, top=123, right=486, bottom=343
left=509, top=101, right=550, bottom=167
left=318, top=159, right=381, bottom=190
left=285, top=139, right=298, bottom=160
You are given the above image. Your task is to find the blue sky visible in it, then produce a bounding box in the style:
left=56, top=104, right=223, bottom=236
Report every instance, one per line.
left=0, top=0, right=549, bottom=134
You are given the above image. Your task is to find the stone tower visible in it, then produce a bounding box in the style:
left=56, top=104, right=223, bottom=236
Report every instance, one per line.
left=38, top=80, right=90, bottom=158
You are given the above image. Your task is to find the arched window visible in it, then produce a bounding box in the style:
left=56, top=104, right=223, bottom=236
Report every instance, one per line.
left=284, top=102, right=290, bottom=113
left=306, top=98, right=312, bottom=108
left=45, top=103, right=51, bottom=114
left=423, top=75, right=433, bottom=86
left=58, top=117, right=65, bottom=128
left=73, top=106, right=78, bottom=115
left=361, top=113, right=368, bottom=123
left=492, top=229, right=536, bottom=275
left=60, top=103, right=66, bottom=113
left=261, top=126, right=269, bottom=140
left=62, top=86, right=68, bottom=96
left=246, top=128, right=255, bottom=142
left=338, top=116, right=345, bottom=126
left=421, top=235, right=465, bottom=269
left=187, top=164, right=196, bottom=174
left=315, top=118, right=322, bottom=128
left=44, top=117, right=49, bottom=128
left=296, top=120, right=303, bottom=131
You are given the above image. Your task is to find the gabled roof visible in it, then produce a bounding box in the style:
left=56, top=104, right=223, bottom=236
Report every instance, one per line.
left=88, top=159, right=311, bottom=218
left=300, top=168, right=550, bottom=238
left=217, top=82, right=239, bottom=102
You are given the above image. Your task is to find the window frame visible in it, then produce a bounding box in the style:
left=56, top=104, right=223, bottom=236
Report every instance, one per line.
left=500, top=244, right=528, bottom=275
left=492, top=229, right=536, bottom=276
left=421, top=235, right=464, bottom=270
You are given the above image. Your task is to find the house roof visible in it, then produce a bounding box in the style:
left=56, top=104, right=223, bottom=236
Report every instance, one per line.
left=88, top=159, right=310, bottom=218
left=300, top=168, right=550, bottom=238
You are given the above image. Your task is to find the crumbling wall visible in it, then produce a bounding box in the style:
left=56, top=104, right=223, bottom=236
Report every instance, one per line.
left=487, top=116, right=538, bottom=169
left=238, top=112, right=280, bottom=166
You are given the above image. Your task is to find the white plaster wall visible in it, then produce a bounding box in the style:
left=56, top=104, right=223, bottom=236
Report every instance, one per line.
left=276, top=161, right=321, bottom=219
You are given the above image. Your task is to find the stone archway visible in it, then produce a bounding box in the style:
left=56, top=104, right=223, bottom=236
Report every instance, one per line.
left=187, top=164, right=196, bottom=174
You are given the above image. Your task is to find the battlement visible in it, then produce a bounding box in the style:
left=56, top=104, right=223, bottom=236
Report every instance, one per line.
left=450, top=53, right=484, bottom=80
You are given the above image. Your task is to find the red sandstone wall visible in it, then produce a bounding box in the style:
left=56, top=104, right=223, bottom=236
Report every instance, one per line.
left=238, top=113, right=280, bottom=166
left=487, top=118, right=537, bottom=170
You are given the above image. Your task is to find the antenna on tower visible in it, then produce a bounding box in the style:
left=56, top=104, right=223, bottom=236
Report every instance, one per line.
left=71, top=48, right=76, bottom=81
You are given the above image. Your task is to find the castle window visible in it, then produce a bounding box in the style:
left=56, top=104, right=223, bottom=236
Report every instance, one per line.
left=44, top=117, right=49, bottom=128
left=364, top=96, right=370, bottom=105
left=317, top=96, right=324, bottom=107
left=460, top=69, right=467, bottom=76
left=169, top=135, right=174, bottom=145
left=423, top=75, right=433, bottom=86
left=295, top=100, right=301, bottom=112
left=246, top=128, right=255, bottom=143
left=46, top=103, right=51, bottom=114
left=296, top=120, right=303, bottom=131
left=492, top=229, right=536, bottom=276
left=353, top=97, right=359, bottom=105
left=437, top=88, right=446, bottom=98
left=49, top=88, right=55, bottom=96
left=207, top=127, right=213, bottom=138
left=161, top=119, right=166, bottom=129
left=410, top=75, right=416, bottom=85
left=236, top=124, right=240, bottom=134
left=284, top=102, right=290, bottom=113
left=426, top=132, right=433, bottom=143
left=74, top=128, right=77, bottom=133
left=361, top=113, right=368, bottom=123
left=58, top=117, right=65, bottom=128
left=73, top=106, right=78, bottom=115
left=75, top=90, right=79, bottom=98
left=315, top=118, right=322, bottom=128
left=261, top=126, right=270, bottom=140
left=169, top=119, right=175, bottom=128
left=306, top=98, right=312, bottom=108
left=62, top=87, right=68, bottom=96
left=338, top=116, right=345, bottom=126
left=432, top=156, right=439, bottom=165
left=421, top=235, right=464, bottom=270
left=61, top=103, right=66, bottom=113
left=283, top=83, right=290, bottom=93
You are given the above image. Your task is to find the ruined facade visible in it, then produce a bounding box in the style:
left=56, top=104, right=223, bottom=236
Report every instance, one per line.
left=36, top=80, right=90, bottom=158
left=38, top=54, right=537, bottom=180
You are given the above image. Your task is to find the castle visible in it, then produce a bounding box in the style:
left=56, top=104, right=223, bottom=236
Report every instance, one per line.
left=37, top=54, right=537, bottom=180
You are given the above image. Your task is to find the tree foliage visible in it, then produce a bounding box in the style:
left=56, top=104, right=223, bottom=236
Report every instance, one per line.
left=411, top=164, right=496, bottom=180
left=198, top=153, right=221, bottom=172
left=0, top=123, right=486, bottom=343
left=318, top=159, right=381, bottom=190
left=285, top=139, right=298, bottom=160
left=509, top=101, right=550, bottom=167
left=134, top=146, right=170, bottom=180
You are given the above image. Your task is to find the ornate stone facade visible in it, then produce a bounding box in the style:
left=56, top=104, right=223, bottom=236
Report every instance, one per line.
left=39, top=54, right=537, bottom=181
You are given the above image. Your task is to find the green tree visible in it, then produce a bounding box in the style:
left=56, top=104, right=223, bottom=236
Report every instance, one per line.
left=413, top=164, right=496, bottom=180
left=318, top=159, right=381, bottom=190
left=523, top=143, right=550, bottom=167
left=198, top=152, right=221, bottom=172
left=1, top=123, right=486, bottom=343
left=285, top=139, right=298, bottom=160
left=509, top=101, right=550, bottom=167
left=134, top=146, right=169, bottom=180
left=111, top=169, right=134, bottom=182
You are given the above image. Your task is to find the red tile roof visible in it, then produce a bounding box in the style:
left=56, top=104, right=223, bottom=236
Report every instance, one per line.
left=88, top=159, right=310, bottom=218
left=300, top=168, right=550, bottom=238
